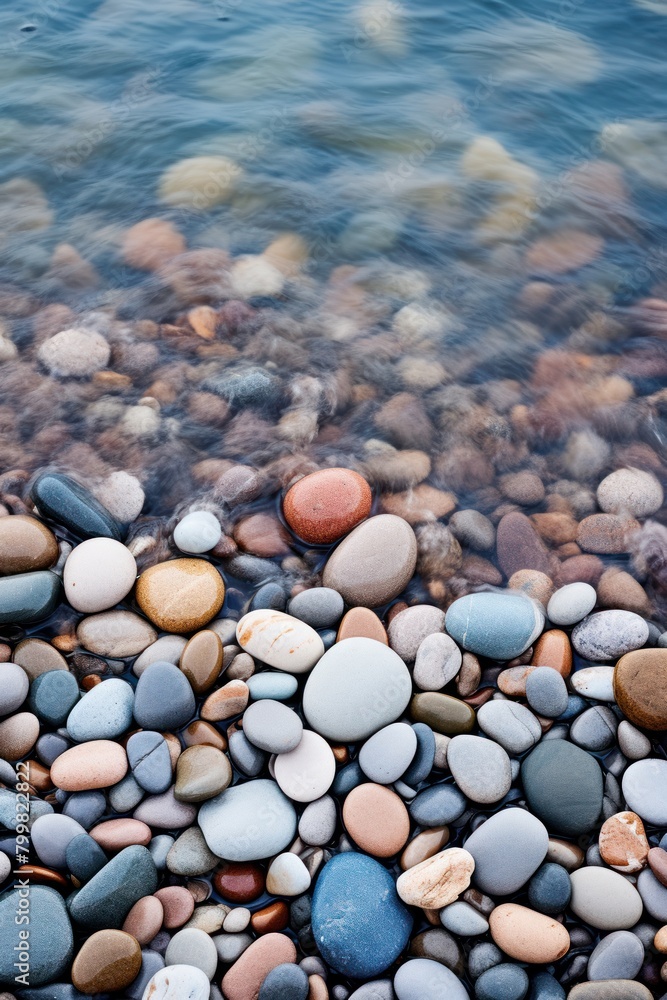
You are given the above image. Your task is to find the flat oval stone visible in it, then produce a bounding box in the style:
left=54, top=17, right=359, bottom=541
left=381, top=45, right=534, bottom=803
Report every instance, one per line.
left=29, top=669, right=79, bottom=726
left=174, top=510, right=222, bottom=554
left=570, top=705, right=618, bottom=751
left=72, top=929, right=142, bottom=993
left=68, top=844, right=158, bottom=929
left=51, top=740, right=128, bottom=791
left=134, top=661, right=196, bottom=730
left=464, top=808, right=549, bottom=895
left=569, top=866, right=643, bottom=929
left=13, top=636, right=68, bottom=679
left=0, top=711, right=39, bottom=759
left=521, top=740, right=603, bottom=835
left=572, top=610, right=649, bottom=661
left=141, top=964, right=210, bottom=1000
left=0, top=514, right=58, bottom=574
left=546, top=582, right=596, bottom=626
left=359, top=723, right=418, bottom=784
left=179, top=629, right=223, bottom=694
left=489, top=903, right=570, bottom=963
left=246, top=672, right=298, bottom=700
left=410, top=692, right=475, bottom=735
left=134, top=635, right=188, bottom=675
left=531, top=630, right=572, bottom=677
left=299, top=795, right=337, bottom=846
left=477, top=700, right=541, bottom=754
left=175, top=745, right=232, bottom=802
left=343, top=783, right=410, bottom=857
left=31, top=472, right=122, bottom=541
left=136, top=558, right=225, bottom=633
left=622, top=759, right=667, bottom=825
left=77, top=610, right=158, bottom=657
left=236, top=610, right=324, bottom=674
left=525, top=667, right=568, bottom=718
left=637, top=867, right=667, bottom=921
left=397, top=847, right=474, bottom=909
left=214, top=862, right=265, bottom=903
left=409, top=783, right=466, bottom=826
left=447, top=734, right=511, bottom=804
left=288, top=588, right=344, bottom=629
left=303, top=637, right=412, bottom=741
left=393, top=958, right=468, bottom=1000
left=312, top=852, right=412, bottom=978
left=476, top=964, right=529, bottom=1000
left=337, top=607, right=388, bottom=644
left=0, top=661, right=28, bottom=714
left=0, top=884, right=73, bottom=985
left=243, top=700, right=303, bottom=753
left=445, top=592, right=544, bottom=661
left=31, top=813, right=86, bottom=867
left=199, top=779, right=296, bottom=861
left=0, top=570, right=61, bottom=624
left=221, top=933, right=297, bottom=1000
left=570, top=665, right=615, bottom=701
left=274, top=729, right=336, bottom=802
left=67, top=677, right=134, bottom=741
left=64, top=538, right=137, bottom=613
left=587, top=930, right=644, bottom=982
left=400, top=827, right=449, bottom=871
left=283, top=467, right=372, bottom=545
left=322, top=514, right=417, bottom=607
left=165, top=926, right=218, bottom=978
left=567, top=985, right=651, bottom=1000
left=614, top=648, right=667, bottom=729
left=122, top=896, right=164, bottom=945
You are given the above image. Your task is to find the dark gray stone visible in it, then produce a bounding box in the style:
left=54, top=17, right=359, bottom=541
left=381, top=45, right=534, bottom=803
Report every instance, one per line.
left=62, top=791, right=107, bottom=830
left=521, top=740, right=603, bottom=835
left=0, top=571, right=61, bottom=625
left=258, top=963, right=309, bottom=1000
left=409, top=783, right=466, bottom=826
left=133, top=661, right=195, bottom=730
left=29, top=670, right=79, bottom=727
left=402, top=723, right=435, bottom=786
left=475, top=964, right=529, bottom=1000
left=67, top=845, right=158, bottom=929
left=65, top=833, right=108, bottom=882
left=528, top=863, right=572, bottom=915
left=31, top=471, right=122, bottom=540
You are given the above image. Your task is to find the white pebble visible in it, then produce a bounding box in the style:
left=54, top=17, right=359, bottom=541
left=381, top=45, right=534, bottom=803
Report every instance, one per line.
left=570, top=665, right=615, bottom=701
left=141, top=965, right=210, bottom=1000
left=266, top=852, right=311, bottom=896
left=547, top=582, right=596, bottom=626
left=174, top=510, right=222, bottom=554
left=222, top=908, right=251, bottom=933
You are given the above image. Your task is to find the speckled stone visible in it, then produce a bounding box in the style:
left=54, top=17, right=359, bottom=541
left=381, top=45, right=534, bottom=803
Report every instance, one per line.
left=77, top=610, right=158, bottom=658
left=413, top=632, right=462, bottom=691
left=614, top=648, right=667, bottom=730
left=546, top=583, right=596, bottom=626
left=571, top=611, right=649, bottom=661
left=445, top=592, right=544, bottom=661
left=283, top=467, right=372, bottom=544
left=0, top=514, right=58, bottom=574
left=135, top=558, right=225, bottom=632
left=525, top=667, right=569, bottom=718
left=322, top=514, right=417, bottom=607
left=388, top=605, right=446, bottom=662
left=67, top=677, right=134, bottom=741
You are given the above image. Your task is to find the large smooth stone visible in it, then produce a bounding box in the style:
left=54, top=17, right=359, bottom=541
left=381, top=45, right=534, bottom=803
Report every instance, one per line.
left=312, top=852, right=412, bottom=978
left=546, top=582, right=596, bottom=626
left=303, top=637, right=412, bottom=741
left=0, top=571, right=61, bottom=624
left=571, top=610, right=649, bottom=661
left=569, top=866, right=643, bottom=929
left=64, top=538, right=137, bottom=613
left=359, top=723, right=418, bottom=785
left=135, top=558, right=225, bottom=633
left=622, top=759, right=667, bottom=825
left=489, top=904, right=570, bottom=963
left=67, top=678, right=134, bottom=741
left=0, top=514, right=58, bottom=575
left=521, top=741, right=603, bottom=835
left=0, top=885, right=73, bottom=985
left=198, top=779, right=296, bottom=861
left=614, top=649, right=667, bottom=730
left=322, top=514, right=417, bottom=607
left=68, top=845, right=158, bottom=929
left=31, top=472, right=122, bottom=540
left=236, top=610, right=324, bottom=674
left=587, top=930, right=644, bottom=981
left=445, top=593, right=544, bottom=661
left=51, top=740, right=128, bottom=791
left=464, top=808, right=549, bottom=895
left=393, top=958, right=469, bottom=1000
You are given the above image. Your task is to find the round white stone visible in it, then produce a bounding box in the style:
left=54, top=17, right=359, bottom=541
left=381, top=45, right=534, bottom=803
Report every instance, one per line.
left=174, top=510, right=222, bottom=554
left=274, top=730, right=336, bottom=803
left=266, top=852, right=311, bottom=896
left=164, top=928, right=218, bottom=979
left=569, top=866, right=643, bottom=930
left=597, top=467, right=663, bottom=518
left=64, top=537, right=137, bottom=613
left=141, top=965, right=210, bottom=1000
left=236, top=609, right=324, bottom=674
left=547, top=582, right=596, bottom=626
left=570, top=665, right=615, bottom=701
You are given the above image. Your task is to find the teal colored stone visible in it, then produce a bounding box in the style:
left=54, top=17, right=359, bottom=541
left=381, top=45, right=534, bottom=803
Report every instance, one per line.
left=67, top=845, right=157, bottom=929
left=445, top=592, right=544, bottom=661
left=521, top=740, right=603, bottom=836
left=0, top=571, right=61, bottom=625
left=29, top=670, right=79, bottom=726
left=66, top=678, right=134, bottom=741
left=31, top=472, right=122, bottom=541
left=246, top=672, right=299, bottom=701
left=0, top=885, right=73, bottom=985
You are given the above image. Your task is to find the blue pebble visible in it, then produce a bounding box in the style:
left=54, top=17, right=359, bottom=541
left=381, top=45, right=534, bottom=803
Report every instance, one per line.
left=528, top=972, right=565, bottom=1000
left=402, top=723, right=435, bottom=786
left=332, top=760, right=364, bottom=796
left=557, top=694, right=587, bottom=721
left=319, top=628, right=337, bottom=650
left=409, top=782, right=466, bottom=826
left=312, top=852, right=412, bottom=978
left=29, top=670, right=79, bottom=727
left=445, top=593, right=543, bottom=661
left=62, top=791, right=107, bottom=830
left=528, top=863, right=571, bottom=915
left=17, top=987, right=89, bottom=1000
left=250, top=582, right=288, bottom=612
left=259, top=963, right=310, bottom=1000
left=247, top=672, right=299, bottom=701
left=475, top=964, right=529, bottom=1000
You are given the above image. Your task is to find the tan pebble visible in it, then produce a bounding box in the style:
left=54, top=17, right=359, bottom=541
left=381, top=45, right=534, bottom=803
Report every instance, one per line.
left=525, top=229, right=603, bottom=275
left=221, top=932, right=297, bottom=1000
left=577, top=514, right=640, bottom=554
left=456, top=652, right=481, bottom=698
left=89, top=818, right=152, bottom=851
left=379, top=484, right=456, bottom=525
left=227, top=652, right=255, bottom=680
left=433, top=733, right=450, bottom=770
left=400, top=827, right=450, bottom=871
left=179, top=629, right=223, bottom=694
left=599, top=811, right=649, bottom=873
left=531, top=629, right=572, bottom=678
left=153, top=885, right=195, bottom=928
left=497, top=665, right=535, bottom=697
left=508, top=569, right=555, bottom=607
left=174, top=744, right=232, bottom=802
left=489, top=902, right=570, bottom=963
left=530, top=512, right=579, bottom=545
left=0, top=712, right=39, bottom=761
left=499, top=471, right=545, bottom=505
left=201, top=679, right=249, bottom=721
left=76, top=610, right=157, bottom=657
left=597, top=567, right=651, bottom=616
left=135, top=558, right=225, bottom=633
left=187, top=305, right=217, bottom=340
left=50, top=740, right=127, bottom=791
left=122, top=895, right=164, bottom=945
left=184, top=903, right=229, bottom=933
left=122, top=218, right=186, bottom=271
left=0, top=514, right=58, bottom=574
left=655, top=926, right=667, bottom=954
left=71, top=929, right=141, bottom=994
left=336, top=607, right=388, bottom=644
left=397, top=847, right=474, bottom=908
left=308, top=974, right=328, bottom=1000
left=343, top=783, right=410, bottom=858
left=546, top=838, right=585, bottom=871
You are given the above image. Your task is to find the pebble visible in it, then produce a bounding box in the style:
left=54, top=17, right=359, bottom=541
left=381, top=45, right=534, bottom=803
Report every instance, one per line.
left=303, top=637, right=412, bottom=741
left=122, top=896, right=164, bottom=945
left=397, top=847, right=474, bottom=908
left=614, top=648, right=667, bottom=729
left=51, top=739, right=128, bottom=790
left=388, top=605, right=446, bottom=661
left=288, top=588, right=345, bottom=629
left=622, top=759, right=667, bottom=824
left=140, top=964, right=210, bottom=1000
left=236, top=610, right=324, bottom=674
left=174, top=510, right=222, bottom=553
left=571, top=611, right=649, bottom=661
left=135, top=558, right=225, bottom=633
left=449, top=509, right=496, bottom=551
left=71, top=928, right=142, bottom=993
left=13, top=635, right=68, bottom=679
left=476, top=964, right=529, bottom=1000
left=343, top=783, right=410, bottom=857
left=0, top=885, right=73, bottom=985
left=67, top=677, right=134, bottom=741
left=447, top=734, right=511, bottom=804
left=445, top=592, right=544, bottom=661
left=68, top=844, right=158, bottom=929
left=322, top=514, right=418, bottom=607
left=0, top=514, right=58, bottom=574
left=400, top=827, right=449, bottom=871
left=477, top=700, right=541, bottom=754
left=179, top=629, right=223, bottom=694
left=201, top=678, right=249, bottom=720
left=410, top=692, right=475, bottom=735
left=410, top=782, right=466, bottom=826
left=266, top=852, right=312, bottom=896
left=337, top=607, right=388, bottom=644
left=127, top=731, right=173, bottom=794
left=311, top=852, right=412, bottom=978
left=599, top=810, right=649, bottom=873
left=617, top=720, right=651, bottom=760
left=166, top=825, right=220, bottom=875
left=522, top=740, right=603, bottom=835
left=274, top=729, right=336, bottom=802
left=199, top=778, right=296, bottom=860
left=77, top=610, right=158, bottom=657
left=597, top=467, right=663, bottom=517
left=637, top=867, right=667, bottom=921
left=134, top=661, right=196, bottom=730
left=283, top=467, right=373, bottom=544
left=587, top=930, right=644, bottom=981
left=134, top=635, right=188, bottom=675
left=649, top=846, right=667, bottom=886
left=0, top=570, right=61, bottom=624
left=413, top=632, right=462, bottom=691
left=567, top=984, right=652, bottom=1000
left=547, top=582, right=597, bottom=626
left=28, top=669, right=79, bottom=726
left=31, top=813, right=86, bottom=867
left=134, top=786, right=197, bottom=829
left=175, top=744, right=232, bottom=802
left=569, top=706, right=617, bottom=751
left=570, top=666, right=615, bottom=701
left=464, top=808, right=549, bottom=895
left=31, top=472, right=122, bottom=541
left=229, top=729, right=266, bottom=776
left=214, top=931, right=254, bottom=964
left=221, top=933, right=297, bottom=1000
left=258, top=963, right=310, bottom=1000
left=223, top=908, right=251, bottom=933
left=525, top=667, right=568, bottom=718
left=38, top=325, right=111, bottom=377
left=403, top=723, right=436, bottom=784
left=489, top=903, right=570, bottom=963
left=0, top=710, right=40, bottom=759
left=359, top=722, right=417, bottom=784
left=0, top=661, right=28, bottom=714
left=246, top=672, right=298, bottom=700
left=63, top=538, right=136, bottom=613
left=394, top=958, right=469, bottom=1000
left=299, top=795, right=337, bottom=846
left=569, top=866, right=643, bottom=929
left=164, top=927, right=218, bottom=978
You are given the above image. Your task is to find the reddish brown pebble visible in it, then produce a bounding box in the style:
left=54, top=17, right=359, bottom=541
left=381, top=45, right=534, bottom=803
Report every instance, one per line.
left=201, top=679, right=249, bottom=721
left=221, top=932, right=297, bottom=1000
left=597, top=568, right=651, bottom=616
left=179, top=629, right=223, bottom=694
left=182, top=720, right=227, bottom=751
left=233, top=512, right=292, bottom=557
left=0, top=514, right=59, bottom=574
left=557, top=554, right=605, bottom=586
left=122, top=895, right=164, bottom=945
left=153, top=886, right=195, bottom=928
left=214, top=862, right=265, bottom=903
left=251, top=901, right=290, bottom=935
left=599, top=811, right=649, bottom=873
left=89, top=818, right=152, bottom=851
left=614, top=649, right=667, bottom=730
left=577, top=514, right=640, bottom=554
left=496, top=512, right=552, bottom=578
left=17, top=864, right=68, bottom=889
left=71, top=929, right=142, bottom=994
left=343, top=783, right=410, bottom=858
left=121, top=218, right=186, bottom=271
left=649, top=848, right=667, bottom=888
left=531, top=630, right=572, bottom=678
left=283, top=467, right=372, bottom=544
left=336, top=606, right=388, bottom=644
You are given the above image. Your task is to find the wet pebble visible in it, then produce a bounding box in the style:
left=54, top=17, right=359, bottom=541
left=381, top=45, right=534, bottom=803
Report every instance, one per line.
left=63, top=538, right=136, bottom=613
left=614, top=648, right=667, bottom=729
left=283, top=468, right=373, bottom=544
left=71, top=928, right=142, bottom=993
left=174, top=744, right=232, bottom=802
left=445, top=593, right=544, bottom=661
left=135, top=558, right=225, bottom=633
left=31, top=472, right=122, bottom=541
left=174, top=510, right=222, bottom=553
left=464, top=808, right=549, bottom=895
left=134, top=661, right=195, bottom=730
left=0, top=570, right=61, bottom=624
left=477, top=700, right=541, bottom=754
left=413, top=632, right=462, bottom=691
left=322, top=514, right=417, bottom=607
left=0, top=514, right=59, bottom=575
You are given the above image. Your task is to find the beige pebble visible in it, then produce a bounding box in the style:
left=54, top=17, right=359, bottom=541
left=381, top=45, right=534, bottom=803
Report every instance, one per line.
left=221, top=932, right=297, bottom=1000
left=308, top=974, right=328, bottom=1000
left=599, top=811, right=649, bottom=873
left=12, top=638, right=67, bottom=679
left=0, top=712, right=39, bottom=761
left=655, top=925, right=667, bottom=954
left=343, top=783, right=410, bottom=858
left=51, top=740, right=128, bottom=790
left=77, top=610, right=157, bottom=657
left=201, top=679, right=249, bottom=721
left=546, top=838, right=584, bottom=871
left=397, top=847, right=474, bottom=908
left=489, top=903, right=570, bottom=963
left=400, top=827, right=450, bottom=871
left=89, top=818, right=152, bottom=850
